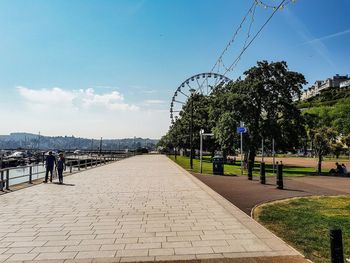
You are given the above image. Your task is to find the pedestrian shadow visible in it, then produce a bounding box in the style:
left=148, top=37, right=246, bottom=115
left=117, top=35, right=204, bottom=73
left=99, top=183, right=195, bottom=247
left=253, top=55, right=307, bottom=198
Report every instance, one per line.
left=52, top=182, right=75, bottom=186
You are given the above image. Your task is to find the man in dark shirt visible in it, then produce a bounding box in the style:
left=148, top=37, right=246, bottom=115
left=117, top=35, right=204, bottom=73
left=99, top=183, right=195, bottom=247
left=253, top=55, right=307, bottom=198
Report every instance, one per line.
left=336, top=162, right=344, bottom=174
left=44, top=151, right=56, bottom=183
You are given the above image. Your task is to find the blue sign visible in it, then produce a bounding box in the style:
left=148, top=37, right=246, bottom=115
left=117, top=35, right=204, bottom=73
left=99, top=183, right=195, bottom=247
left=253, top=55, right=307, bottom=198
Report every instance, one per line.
left=237, top=127, right=247, bottom=133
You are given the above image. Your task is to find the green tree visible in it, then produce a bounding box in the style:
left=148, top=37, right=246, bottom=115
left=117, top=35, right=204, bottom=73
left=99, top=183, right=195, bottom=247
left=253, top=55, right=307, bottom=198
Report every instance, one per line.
left=211, top=61, right=307, bottom=164
left=331, top=142, right=343, bottom=159
left=312, top=128, right=337, bottom=174
left=302, top=112, right=320, bottom=155
left=341, top=134, right=350, bottom=160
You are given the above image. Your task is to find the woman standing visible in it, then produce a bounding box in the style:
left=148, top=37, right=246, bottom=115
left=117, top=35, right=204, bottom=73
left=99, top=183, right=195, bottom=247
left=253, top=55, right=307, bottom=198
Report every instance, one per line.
left=57, top=153, right=66, bottom=184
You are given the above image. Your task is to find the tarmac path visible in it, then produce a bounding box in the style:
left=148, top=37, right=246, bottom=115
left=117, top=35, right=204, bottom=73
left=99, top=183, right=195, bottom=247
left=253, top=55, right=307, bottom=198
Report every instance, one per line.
left=0, top=155, right=307, bottom=263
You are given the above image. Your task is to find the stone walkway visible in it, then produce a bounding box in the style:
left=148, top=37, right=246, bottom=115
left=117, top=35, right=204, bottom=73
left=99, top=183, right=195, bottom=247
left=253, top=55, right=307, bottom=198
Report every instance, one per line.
left=0, top=155, right=306, bottom=263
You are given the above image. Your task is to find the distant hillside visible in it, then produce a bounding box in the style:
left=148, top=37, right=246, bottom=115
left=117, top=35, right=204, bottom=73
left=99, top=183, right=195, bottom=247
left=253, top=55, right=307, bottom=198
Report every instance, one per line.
left=298, top=87, right=350, bottom=109
left=297, top=88, right=350, bottom=135
left=0, top=132, right=159, bottom=150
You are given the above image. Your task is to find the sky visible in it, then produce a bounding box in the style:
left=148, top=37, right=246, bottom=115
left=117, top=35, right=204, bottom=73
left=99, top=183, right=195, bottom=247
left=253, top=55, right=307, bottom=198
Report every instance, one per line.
left=0, top=0, right=349, bottom=139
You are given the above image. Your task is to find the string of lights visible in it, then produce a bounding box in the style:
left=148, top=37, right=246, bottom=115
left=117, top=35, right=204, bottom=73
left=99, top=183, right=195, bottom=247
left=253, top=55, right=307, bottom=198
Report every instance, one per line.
left=255, top=0, right=296, bottom=10
left=210, top=1, right=257, bottom=74
left=222, top=0, right=287, bottom=76
left=220, top=2, right=257, bottom=73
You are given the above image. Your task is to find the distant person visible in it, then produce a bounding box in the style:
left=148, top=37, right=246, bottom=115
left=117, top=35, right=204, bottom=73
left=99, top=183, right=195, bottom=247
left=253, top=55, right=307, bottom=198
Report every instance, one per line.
left=342, top=164, right=348, bottom=174
left=330, top=162, right=344, bottom=174
left=44, top=151, right=56, bottom=183
left=57, top=153, right=66, bottom=184
left=336, top=162, right=344, bottom=174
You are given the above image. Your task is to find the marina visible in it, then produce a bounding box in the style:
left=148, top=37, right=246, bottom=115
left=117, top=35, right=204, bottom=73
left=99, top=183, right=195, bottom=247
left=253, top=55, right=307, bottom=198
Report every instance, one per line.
left=0, top=151, right=133, bottom=190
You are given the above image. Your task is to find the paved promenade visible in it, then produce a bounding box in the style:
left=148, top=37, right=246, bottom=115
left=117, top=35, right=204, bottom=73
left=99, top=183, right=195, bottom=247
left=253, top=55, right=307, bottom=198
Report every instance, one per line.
left=0, top=155, right=305, bottom=263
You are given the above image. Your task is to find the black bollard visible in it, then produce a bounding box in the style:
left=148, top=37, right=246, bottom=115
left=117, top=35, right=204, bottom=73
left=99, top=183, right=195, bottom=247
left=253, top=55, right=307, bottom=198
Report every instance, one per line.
left=276, top=164, right=283, bottom=189
left=260, top=162, right=266, bottom=184
left=330, top=227, right=344, bottom=263
left=248, top=160, right=253, bottom=180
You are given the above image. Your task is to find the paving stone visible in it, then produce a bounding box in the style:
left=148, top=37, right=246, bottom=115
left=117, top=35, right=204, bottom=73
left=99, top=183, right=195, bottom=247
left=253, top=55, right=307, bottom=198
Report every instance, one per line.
left=63, top=246, right=101, bottom=252
left=35, top=252, right=77, bottom=260
left=115, top=250, right=148, bottom=257
left=119, top=256, right=154, bottom=262
left=75, top=251, right=116, bottom=259
left=7, top=253, right=38, bottom=261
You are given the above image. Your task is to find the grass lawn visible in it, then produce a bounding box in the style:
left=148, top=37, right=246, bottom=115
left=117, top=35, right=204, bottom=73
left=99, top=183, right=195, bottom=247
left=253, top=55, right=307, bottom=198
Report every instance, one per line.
left=168, top=155, right=328, bottom=176
left=255, top=196, right=350, bottom=263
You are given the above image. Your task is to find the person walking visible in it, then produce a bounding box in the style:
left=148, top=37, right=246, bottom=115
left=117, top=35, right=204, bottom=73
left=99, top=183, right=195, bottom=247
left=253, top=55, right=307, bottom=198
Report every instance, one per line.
left=44, top=151, right=56, bottom=183
left=57, top=153, right=66, bottom=184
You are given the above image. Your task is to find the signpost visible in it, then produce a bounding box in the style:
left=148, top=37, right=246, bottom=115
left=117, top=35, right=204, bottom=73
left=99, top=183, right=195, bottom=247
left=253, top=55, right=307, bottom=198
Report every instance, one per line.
left=237, top=122, right=247, bottom=176
left=199, top=129, right=214, bottom=174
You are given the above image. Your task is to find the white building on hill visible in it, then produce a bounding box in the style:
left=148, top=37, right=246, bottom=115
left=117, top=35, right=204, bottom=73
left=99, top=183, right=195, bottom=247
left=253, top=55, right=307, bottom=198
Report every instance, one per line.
left=301, top=74, right=349, bottom=100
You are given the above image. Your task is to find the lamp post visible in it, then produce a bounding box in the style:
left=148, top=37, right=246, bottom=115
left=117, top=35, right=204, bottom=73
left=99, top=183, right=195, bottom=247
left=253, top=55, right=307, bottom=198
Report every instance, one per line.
left=199, top=129, right=214, bottom=174
left=200, top=129, right=204, bottom=173
left=189, top=88, right=196, bottom=170
left=99, top=137, right=103, bottom=156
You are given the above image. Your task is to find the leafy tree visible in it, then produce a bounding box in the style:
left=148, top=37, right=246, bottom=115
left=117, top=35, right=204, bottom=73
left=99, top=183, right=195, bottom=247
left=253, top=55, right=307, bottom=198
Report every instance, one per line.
left=212, top=112, right=239, bottom=158
left=211, top=61, right=307, bottom=164
left=331, top=142, right=343, bottom=159
left=302, top=112, right=320, bottom=155
left=312, top=128, right=337, bottom=174
left=209, top=82, right=243, bottom=159
left=341, top=134, right=350, bottom=159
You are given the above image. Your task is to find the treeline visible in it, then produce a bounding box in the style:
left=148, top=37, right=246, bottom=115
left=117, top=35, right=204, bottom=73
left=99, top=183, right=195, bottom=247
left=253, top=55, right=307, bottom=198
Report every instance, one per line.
left=0, top=133, right=158, bottom=151
left=158, top=61, right=350, bottom=174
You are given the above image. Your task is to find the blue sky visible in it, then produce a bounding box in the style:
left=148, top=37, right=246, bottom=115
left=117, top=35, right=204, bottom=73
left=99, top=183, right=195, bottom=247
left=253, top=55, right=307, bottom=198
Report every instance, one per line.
left=0, top=0, right=349, bottom=139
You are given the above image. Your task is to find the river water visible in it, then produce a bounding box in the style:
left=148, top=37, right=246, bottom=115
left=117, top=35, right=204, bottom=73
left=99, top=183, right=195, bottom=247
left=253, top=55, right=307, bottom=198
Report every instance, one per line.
left=2, top=164, right=47, bottom=186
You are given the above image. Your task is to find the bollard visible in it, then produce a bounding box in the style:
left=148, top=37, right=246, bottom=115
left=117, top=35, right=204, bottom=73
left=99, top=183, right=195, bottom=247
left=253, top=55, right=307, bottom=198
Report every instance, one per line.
left=276, top=164, right=283, bottom=189
left=85, top=159, right=87, bottom=169
left=70, top=162, right=73, bottom=173
left=248, top=160, right=253, bottom=180
left=78, top=159, right=81, bottom=171
left=330, top=227, right=344, bottom=263
left=29, top=166, right=33, bottom=184
left=0, top=170, right=4, bottom=191
left=6, top=169, right=9, bottom=190
left=260, top=162, right=266, bottom=184
left=104, top=157, right=106, bottom=164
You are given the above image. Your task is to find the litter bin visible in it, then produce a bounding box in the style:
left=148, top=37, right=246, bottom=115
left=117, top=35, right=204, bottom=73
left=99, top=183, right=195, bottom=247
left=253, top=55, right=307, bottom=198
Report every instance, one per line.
left=213, top=156, right=224, bottom=175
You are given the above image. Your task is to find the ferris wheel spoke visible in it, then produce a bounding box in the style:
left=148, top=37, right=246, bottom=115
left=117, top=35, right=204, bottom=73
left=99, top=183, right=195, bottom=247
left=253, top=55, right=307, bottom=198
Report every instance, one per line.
left=186, top=82, right=197, bottom=94
left=195, top=78, right=204, bottom=94
left=173, top=100, right=186, bottom=105
left=206, top=77, right=209, bottom=95
left=178, top=90, right=189, bottom=98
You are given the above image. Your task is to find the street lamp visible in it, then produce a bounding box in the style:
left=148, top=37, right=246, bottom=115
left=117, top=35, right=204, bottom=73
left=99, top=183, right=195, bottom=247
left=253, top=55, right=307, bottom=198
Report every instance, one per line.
left=189, top=88, right=196, bottom=170
left=199, top=129, right=214, bottom=174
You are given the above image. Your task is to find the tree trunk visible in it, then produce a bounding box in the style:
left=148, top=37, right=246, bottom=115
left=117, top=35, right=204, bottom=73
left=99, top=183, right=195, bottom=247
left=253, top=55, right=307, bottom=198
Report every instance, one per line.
left=317, top=155, right=322, bottom=175
left=248, top=149, right=256, bottom=166
left=222, top=149, right=227, bottom=163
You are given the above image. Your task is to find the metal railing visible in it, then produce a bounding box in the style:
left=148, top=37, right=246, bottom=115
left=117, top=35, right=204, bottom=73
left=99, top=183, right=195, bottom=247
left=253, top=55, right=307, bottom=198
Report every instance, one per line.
left=0, top=153, right=134, bottom=191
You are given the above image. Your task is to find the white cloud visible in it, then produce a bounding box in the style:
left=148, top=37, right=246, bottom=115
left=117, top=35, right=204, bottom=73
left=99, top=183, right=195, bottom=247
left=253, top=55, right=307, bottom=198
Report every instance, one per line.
left=9, top=86, right=170, bottom=138
left=17, top=86, right=139, bottom=111
left=144, top=99, right=165, bottom=104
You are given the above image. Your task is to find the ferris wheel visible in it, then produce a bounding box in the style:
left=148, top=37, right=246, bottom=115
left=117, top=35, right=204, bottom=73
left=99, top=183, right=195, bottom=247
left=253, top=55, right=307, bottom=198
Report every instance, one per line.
left=170, top=73, right=231, bottom=124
